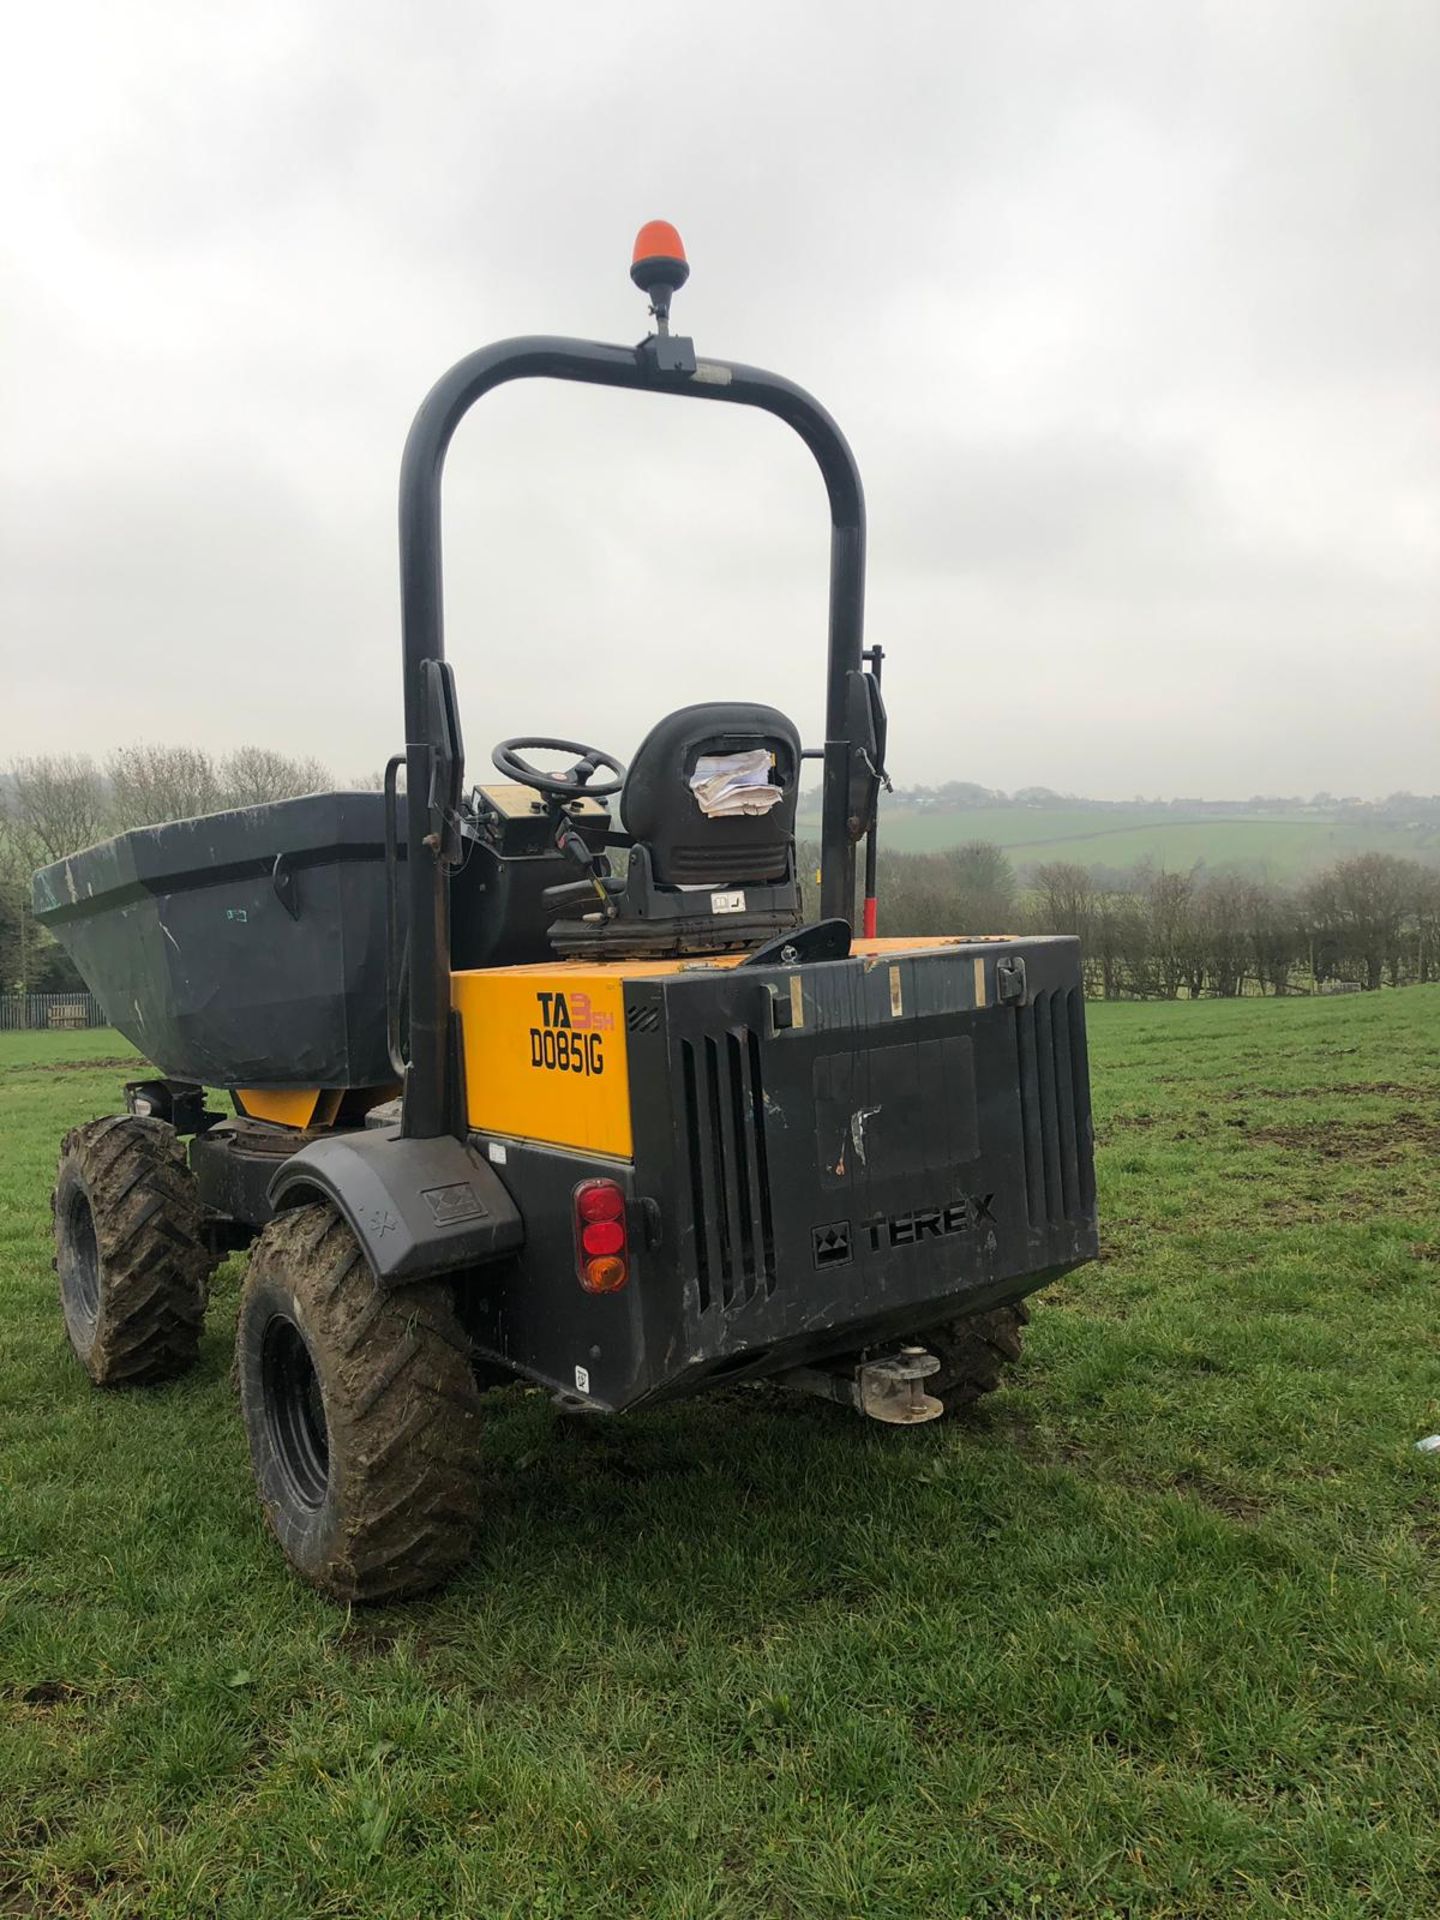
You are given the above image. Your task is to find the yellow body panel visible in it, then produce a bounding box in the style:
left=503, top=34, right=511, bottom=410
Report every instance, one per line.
left=453, top=969, right=635, bottom=1156
left=236, top=1086, right=327, bottom=1128
left=452, top=936, right=1011, bottom=1157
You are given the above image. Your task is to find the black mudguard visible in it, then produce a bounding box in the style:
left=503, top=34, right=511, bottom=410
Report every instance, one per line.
left=268, top=1125, right=522, bottom=1285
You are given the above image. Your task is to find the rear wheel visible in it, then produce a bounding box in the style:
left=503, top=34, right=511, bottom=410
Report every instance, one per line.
left=53, top=1116, right=214, bottom=1386
left=235, top=1203, right=484, bottom=1603
left=919, top=1302, right=1029, bottom=1412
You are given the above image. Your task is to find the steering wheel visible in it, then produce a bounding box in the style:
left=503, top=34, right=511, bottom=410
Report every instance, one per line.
left=492, top=736, right=627, bottom=800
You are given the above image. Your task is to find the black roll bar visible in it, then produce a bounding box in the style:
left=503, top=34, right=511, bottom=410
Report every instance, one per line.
left=396, top=333, right=867, bottom=1138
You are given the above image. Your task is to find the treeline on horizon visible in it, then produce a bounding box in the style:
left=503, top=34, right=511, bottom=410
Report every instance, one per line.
left=869, top=841, right=1440, bottom=999
left=3, top=747, right=1438, bottom=1001
left=807, top=781, right=1440, bottom=824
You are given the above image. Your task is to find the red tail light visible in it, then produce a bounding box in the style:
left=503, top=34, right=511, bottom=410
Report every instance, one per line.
left=574, top=1180, right=629, bottom=1292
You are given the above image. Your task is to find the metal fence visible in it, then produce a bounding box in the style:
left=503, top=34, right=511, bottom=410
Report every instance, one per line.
left=0, top=993, right=109, bottom=1032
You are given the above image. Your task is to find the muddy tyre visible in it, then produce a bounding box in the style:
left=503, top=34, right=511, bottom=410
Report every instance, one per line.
left=921, top=1302, right=1029, bottom=1412
left=236, top=1203, right=484, bottom=1604
left=53, top=1115, right=214, bottom=1386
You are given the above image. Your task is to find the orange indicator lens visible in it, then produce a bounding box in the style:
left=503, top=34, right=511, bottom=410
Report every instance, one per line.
left=582, top=1255, right=628, bottom=1294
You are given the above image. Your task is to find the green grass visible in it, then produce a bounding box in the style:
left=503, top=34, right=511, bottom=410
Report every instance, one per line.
left=797, top=801, right=1440, bottom=879
left=2, top=994, right=1439, bottom=1917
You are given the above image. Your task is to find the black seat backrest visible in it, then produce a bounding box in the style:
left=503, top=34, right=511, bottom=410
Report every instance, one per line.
left=620, top=703, right=801, bottom=889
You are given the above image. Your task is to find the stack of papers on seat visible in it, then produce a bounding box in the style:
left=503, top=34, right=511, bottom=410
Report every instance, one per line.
left=689, top=750, right=784, bottom=818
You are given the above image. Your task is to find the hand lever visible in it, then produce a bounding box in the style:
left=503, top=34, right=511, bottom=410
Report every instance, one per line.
left=552, top=809, right=617, bottom=919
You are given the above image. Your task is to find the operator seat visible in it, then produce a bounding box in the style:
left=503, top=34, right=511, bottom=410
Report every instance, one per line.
left=548, top=702, right=805, bottom=958
left=623, top=702, right=800, bottom=885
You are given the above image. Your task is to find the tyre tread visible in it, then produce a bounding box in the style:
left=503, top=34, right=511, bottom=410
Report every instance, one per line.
left=53, top=1116, right=214, bottom=1387
left=922, top=1302, right=1030, bottom=1412
left=239, top=1203, right=483, bottom=1603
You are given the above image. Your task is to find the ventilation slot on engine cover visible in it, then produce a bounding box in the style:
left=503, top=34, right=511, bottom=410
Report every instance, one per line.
left=680, top=1028, right=775, bottom=1311
left=1014, top=987, right=1095, bottom=1228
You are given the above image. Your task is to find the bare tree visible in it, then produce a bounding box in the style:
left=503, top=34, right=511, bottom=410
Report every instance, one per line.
left=3, top=755, right=109, bottom=863
left=0, top=868, right=23, bottom=990
left=1196, top=875, right=1253, bottom=997
left=941, top=841, right=1018, bottom=931
left=1091, top=887, right=1148, bottom=1000
left=108, top=745, right=221, bottom=830
left=1416, top=868, right=1440, bottom=984
left=877, top=841, right=1017, bottom=936
left=1305, top=854, right=1419, bottom=991
left=1144, top=869, right=1197, bottom=999
left=1030, top=862, right=1096, bottom=940
left=219, top=747, right=332, bottom=808
left=1247, top=883, right=1301, bottom=995
left=0, top=824, right=88, bottom=991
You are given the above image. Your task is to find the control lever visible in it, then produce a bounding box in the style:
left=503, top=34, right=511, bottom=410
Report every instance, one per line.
left=550, top=807, right=617, bottom=920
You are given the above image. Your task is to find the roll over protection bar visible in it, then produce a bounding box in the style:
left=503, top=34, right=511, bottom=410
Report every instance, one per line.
left=397, top=331, right=867, bottom=1139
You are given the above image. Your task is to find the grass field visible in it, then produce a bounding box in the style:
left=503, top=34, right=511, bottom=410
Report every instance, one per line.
left=797, top=802, right=1440, bottom=880
left=2, top=995, right=1439, bottom=1918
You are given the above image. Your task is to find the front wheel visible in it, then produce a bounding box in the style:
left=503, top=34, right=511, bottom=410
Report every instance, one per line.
left=53, top=1116, right=214, bottom=1386
left=235, top=1203, right=484, bottom=1603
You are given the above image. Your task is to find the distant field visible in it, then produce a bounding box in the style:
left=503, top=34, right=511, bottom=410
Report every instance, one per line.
left=799, top=801, right=1440, bottom=880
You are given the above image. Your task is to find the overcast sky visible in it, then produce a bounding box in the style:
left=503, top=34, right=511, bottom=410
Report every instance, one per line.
left=2, top=0, right=1436, bottom=799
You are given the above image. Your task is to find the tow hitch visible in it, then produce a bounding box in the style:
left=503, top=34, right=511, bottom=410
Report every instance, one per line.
left=779, top=1346, right=944, bottom=1425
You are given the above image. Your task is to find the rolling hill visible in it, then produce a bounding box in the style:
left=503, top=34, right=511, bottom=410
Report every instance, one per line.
left=797, top=798, right=1440, bottom=882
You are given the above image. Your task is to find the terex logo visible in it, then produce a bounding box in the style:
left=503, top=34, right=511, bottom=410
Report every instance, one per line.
left=861, top=1194, right=996, bottom=1252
